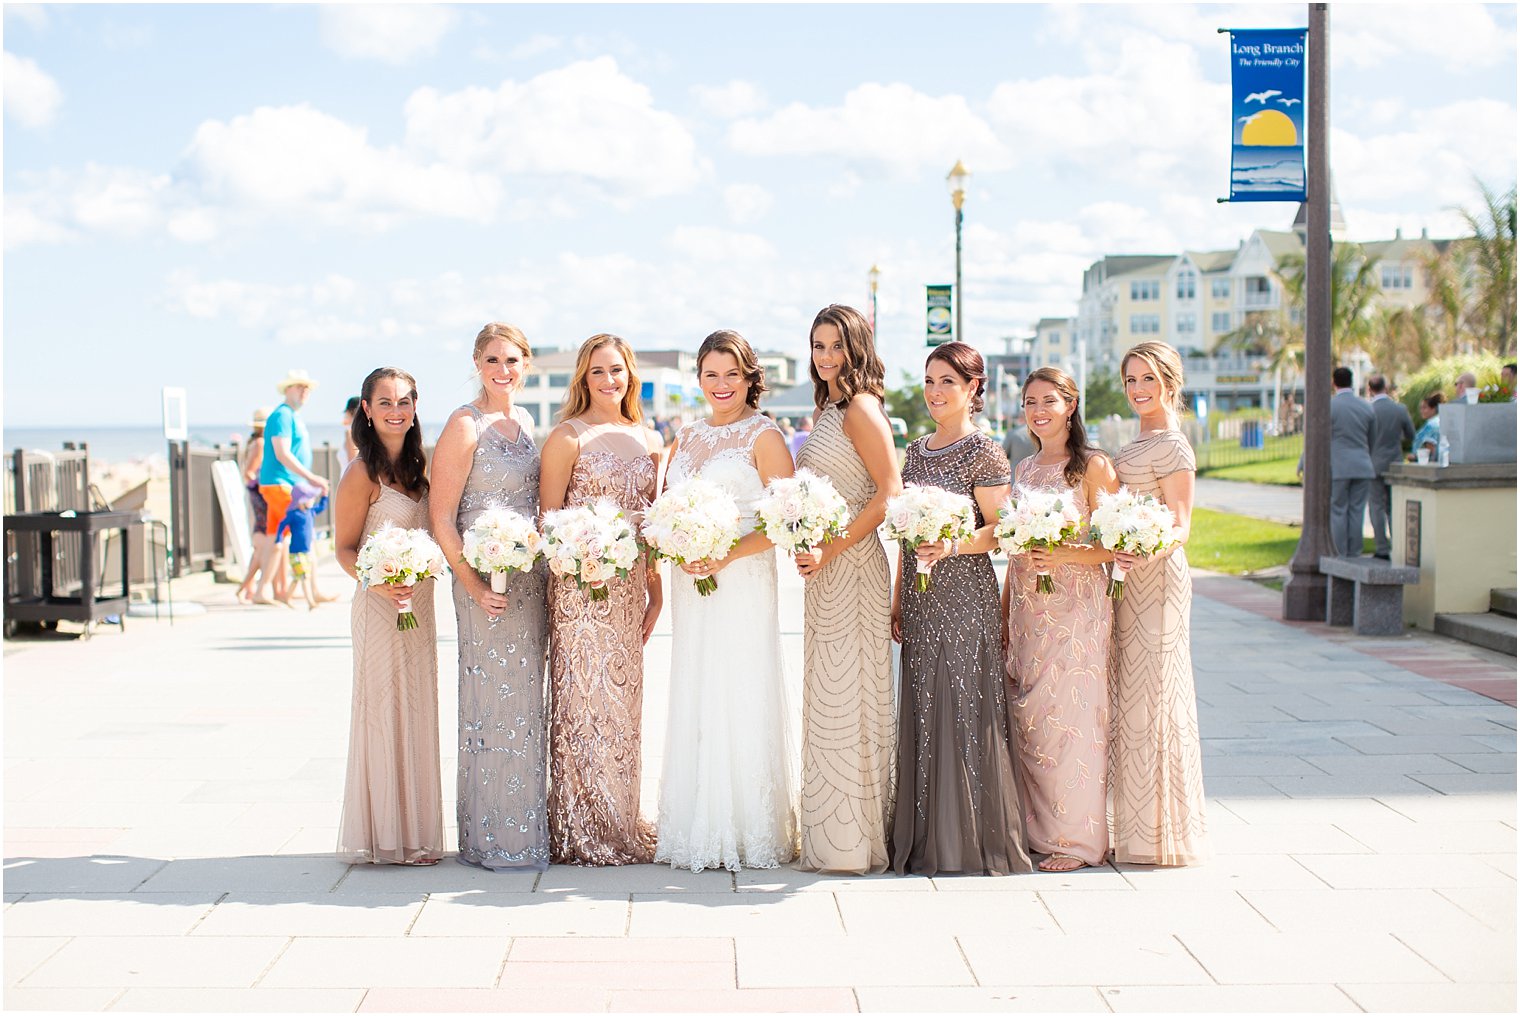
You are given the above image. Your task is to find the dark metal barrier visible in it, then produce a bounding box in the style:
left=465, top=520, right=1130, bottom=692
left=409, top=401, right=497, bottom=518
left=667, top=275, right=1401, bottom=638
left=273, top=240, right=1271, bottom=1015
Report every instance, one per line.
left=5, top=447, right=92, bottom=610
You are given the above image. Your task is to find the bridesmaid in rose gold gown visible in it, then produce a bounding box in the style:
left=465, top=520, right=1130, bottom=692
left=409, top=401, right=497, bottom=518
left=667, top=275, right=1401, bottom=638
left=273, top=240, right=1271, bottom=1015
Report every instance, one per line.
left=1002, top=367, right=1118, bottom=872
left=539, top=335, right=664, bottom=865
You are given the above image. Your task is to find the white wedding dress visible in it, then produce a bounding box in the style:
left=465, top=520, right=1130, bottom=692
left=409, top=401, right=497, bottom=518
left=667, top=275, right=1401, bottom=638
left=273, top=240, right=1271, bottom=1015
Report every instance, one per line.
left=655, top=414, right=799, bottom=872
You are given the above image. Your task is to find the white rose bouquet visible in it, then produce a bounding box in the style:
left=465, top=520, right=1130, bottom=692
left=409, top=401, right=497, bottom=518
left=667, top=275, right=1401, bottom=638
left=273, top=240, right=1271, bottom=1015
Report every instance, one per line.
left=460, top=507, right=542, bottom=594
left=995, top=486, right=1084, bottom=594
left=881, top=483, right=976, bottom=593
left=641, top=477, right=743, bottom=596
left=354, top=524, right=447, bottom=631
left=755, top=468, right=851, bottom=556
left=1088, top=486, right=1179, bottom=600
left=541, top=499, right=641, bottom=602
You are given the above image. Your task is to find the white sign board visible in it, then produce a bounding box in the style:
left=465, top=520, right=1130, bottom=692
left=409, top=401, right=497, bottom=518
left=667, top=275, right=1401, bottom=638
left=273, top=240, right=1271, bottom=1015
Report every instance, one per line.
left=162, top=387, right=188, bottom=441
left=211, top=459, right=253, bottom=571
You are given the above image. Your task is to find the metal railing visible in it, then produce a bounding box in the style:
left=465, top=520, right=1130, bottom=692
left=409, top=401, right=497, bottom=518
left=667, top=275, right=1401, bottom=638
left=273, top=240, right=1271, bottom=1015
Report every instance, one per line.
left=4, top=446, right=93, bottom=606
left=1091, top=418, right=1304, bottom=473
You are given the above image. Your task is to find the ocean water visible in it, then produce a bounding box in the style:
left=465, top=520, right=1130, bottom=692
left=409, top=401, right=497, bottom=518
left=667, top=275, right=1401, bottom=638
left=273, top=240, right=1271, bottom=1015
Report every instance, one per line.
left=3, top=422, right=446, bottom=465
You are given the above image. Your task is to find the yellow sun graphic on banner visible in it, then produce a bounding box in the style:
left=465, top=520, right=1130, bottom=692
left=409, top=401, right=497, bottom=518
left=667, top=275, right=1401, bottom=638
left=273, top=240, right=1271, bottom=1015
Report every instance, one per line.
left=1240, top=109, right=1298, bottom=146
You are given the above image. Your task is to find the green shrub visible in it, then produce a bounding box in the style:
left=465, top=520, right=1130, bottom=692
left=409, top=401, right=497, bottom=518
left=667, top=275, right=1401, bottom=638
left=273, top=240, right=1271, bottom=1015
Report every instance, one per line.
left=1399, top=353, right=1505, bottom=417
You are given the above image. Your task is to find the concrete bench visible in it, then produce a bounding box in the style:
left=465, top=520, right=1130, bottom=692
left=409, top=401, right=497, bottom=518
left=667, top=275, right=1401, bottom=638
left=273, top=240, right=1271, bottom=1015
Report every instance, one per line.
left=1319, top=556, right=1420, bottom=636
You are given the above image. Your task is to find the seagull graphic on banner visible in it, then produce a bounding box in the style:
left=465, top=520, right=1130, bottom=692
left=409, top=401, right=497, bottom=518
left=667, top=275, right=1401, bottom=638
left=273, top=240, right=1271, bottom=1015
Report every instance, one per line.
left=1243, top=89, right=1282, bottom=104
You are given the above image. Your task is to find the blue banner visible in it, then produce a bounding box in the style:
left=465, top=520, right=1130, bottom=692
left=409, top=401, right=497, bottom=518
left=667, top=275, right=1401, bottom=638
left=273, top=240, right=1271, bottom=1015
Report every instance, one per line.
left=1228, top=28, right=1307, bottom=202
left=925, top=284, right=953, bottom=345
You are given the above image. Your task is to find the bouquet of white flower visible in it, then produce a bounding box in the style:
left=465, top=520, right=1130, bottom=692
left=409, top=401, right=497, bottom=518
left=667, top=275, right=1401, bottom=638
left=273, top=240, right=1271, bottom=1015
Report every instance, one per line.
left=881, top=483, right=976, bottom=592
left=641, top=477, right=743, bottom=596
left=541, top=499, right=641, bottom=602
left=460, top=507, right=542, bottom=594
left=755, top=468, right=851, bottom=556
left=1088, top=486, right=1179, bottom=600
left=354, top=524, right=448, bottom=631
left=995, top=486, right=1084, bottom=594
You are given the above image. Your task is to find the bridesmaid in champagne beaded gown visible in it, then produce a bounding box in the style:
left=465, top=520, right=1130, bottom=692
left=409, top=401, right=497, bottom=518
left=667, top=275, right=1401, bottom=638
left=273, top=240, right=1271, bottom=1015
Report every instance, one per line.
left=540, top=335, right=664, bottom=865
left=336, top=368, right=444, bottom=865
left=891, top=342, right=1031, bottom=877
left=793, top=305, right=900, bottom=874
left=1109, top=342, right=1208, bottom=866
left=1002, top=367, right=1119, bottom=872
left=431, top=324, right=551, bottom=872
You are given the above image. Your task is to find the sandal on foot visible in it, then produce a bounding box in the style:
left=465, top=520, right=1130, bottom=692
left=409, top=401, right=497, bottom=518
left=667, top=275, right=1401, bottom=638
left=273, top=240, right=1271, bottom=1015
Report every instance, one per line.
left=1038, top=853, right=1088, bottom=873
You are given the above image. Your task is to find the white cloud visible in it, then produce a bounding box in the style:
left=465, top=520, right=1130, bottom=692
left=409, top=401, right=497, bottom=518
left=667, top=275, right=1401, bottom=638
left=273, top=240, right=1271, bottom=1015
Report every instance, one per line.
left=692, top=80, right=768, bottom=119
left=729, top=82, right=1012, bottom=175
left=1332, top=98, right=1517, bottom=208
left=722, top=183, right=773, bottom=225
left=185, top=104, right=502, bottom=224
left=403, top=58, right=706, bottom=198
left=4, top=164, right=181, bottom=249
left=508, top=34, right=563, bottom=60
left=1335, top=3, right=1516, bottom=72
left=4, top=5, right=48, bottom=30
left=3, top=51, right=62, bottom=127
left=668, top=225, right=776, bottom=263
left=319, top=4, right=457, bottom=64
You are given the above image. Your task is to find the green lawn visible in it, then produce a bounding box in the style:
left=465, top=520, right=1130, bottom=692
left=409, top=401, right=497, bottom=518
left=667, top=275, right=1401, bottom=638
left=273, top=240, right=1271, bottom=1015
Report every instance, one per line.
left=1187, top=508, right=1301, bottom=574
left=1201, top=457, right=1303, bottom=486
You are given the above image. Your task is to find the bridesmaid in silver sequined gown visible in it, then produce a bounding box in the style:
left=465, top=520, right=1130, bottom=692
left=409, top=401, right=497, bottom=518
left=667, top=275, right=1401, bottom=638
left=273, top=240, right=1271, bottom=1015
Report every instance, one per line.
left=890, top=342, right=1031, bottom=876
left=539, top=335, right=664, bottom=866
left=430, top=324, right=551, bottom=872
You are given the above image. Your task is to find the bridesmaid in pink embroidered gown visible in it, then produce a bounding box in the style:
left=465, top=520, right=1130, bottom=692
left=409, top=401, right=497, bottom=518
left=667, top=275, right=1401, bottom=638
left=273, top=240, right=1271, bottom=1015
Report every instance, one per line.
left=539, top=335, right=664, bottom=865
left=1001, top=367, right=1118, bottom=872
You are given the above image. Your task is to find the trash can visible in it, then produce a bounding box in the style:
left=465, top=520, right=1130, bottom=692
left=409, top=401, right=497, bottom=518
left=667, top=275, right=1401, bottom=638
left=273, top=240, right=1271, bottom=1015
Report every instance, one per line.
left=1239, top=420, right=1265, bottom=449
left=4, top=510, right=139, bottom=636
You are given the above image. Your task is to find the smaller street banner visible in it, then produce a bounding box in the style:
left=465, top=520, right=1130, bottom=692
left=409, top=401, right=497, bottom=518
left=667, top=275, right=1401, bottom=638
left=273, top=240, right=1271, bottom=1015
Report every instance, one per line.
left=926, top=284, right=953, bottom=345
left=1227, top=28, right=1307, bottom=202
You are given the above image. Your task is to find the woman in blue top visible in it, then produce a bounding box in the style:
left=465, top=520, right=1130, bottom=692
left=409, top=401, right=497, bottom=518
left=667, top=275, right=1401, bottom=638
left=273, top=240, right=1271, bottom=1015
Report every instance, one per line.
left=1411, top=392, right=1442, bottom=461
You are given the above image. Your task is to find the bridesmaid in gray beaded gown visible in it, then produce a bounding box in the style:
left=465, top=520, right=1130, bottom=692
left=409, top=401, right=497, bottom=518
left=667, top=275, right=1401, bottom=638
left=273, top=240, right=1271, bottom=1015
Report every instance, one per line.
left=430, top=323, right=551, bottom=872
left=890, top=342, right=1031, bottom=876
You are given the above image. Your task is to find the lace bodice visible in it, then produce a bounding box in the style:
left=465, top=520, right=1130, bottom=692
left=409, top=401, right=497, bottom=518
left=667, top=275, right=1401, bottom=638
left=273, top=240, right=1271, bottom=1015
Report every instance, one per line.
left=667, top=414, right=780, bottom=533
left=455, top=403, right=539, bottom=531
left=562, top=419, right=657, bottom=524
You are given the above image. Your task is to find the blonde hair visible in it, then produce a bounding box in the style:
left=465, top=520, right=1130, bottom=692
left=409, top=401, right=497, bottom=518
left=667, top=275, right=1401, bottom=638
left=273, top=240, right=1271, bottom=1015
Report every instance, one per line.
left=1121, top=340, right=1187, bottom=419
left=559, top=334, right=643, bottom=424
left=473, top=322, right=533, bottom=398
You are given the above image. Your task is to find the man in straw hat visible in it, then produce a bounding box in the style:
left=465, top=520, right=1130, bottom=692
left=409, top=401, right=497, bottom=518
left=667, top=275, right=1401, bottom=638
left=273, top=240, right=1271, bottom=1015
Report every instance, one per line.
left=254, top=369, right=330, bottom=605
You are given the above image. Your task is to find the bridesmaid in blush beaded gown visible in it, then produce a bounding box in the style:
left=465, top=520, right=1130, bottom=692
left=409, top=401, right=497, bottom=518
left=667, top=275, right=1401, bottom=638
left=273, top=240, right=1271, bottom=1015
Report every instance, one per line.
left=793, top=305, right=901, bottom=875
left=1001, top=367, right=1119, bottom=872
left=430, top=323, right=551, bottom=872
left=539, top=335, right=664, bottom=866
left=890, top=342, right=1031, bottom=877
left=1109, top=341, right=1208, bottom=866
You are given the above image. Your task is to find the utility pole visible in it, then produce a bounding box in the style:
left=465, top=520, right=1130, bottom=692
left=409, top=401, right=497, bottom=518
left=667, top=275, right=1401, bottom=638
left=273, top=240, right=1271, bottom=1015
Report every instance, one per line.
left=1282, top=1, right=1334, bottom=620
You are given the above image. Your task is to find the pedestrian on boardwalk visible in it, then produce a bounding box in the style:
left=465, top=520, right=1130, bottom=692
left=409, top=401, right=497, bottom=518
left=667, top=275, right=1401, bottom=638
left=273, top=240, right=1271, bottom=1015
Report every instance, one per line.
left=538, top=334, right=664, bottom=866
left=275, top=481, right=335, bottom=608
left=1366, top=375, right=1414, bottom=560
left=339, top=396, right=361, bottom=473
left=891, top=341, right=1031, bottom=876
left=429, top=323, right=551, bottom=873
left=793, top=304, right=901, bottom=875
left=1109, top=341, right=1208, bottom=866
left=1329, top=366, right=1376, bottom=558
left=236, top=407, right=285, bottom=603
left=1001, top=367, right=1118, bottom=872
left=335, top=367, right=443, bottom=866
left=254, top=370, right=328, bottom=605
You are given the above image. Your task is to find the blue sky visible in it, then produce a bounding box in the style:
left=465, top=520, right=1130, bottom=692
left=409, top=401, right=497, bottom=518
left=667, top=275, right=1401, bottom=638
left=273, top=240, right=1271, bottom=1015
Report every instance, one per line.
left=4, top=3, right=1515, bottom=427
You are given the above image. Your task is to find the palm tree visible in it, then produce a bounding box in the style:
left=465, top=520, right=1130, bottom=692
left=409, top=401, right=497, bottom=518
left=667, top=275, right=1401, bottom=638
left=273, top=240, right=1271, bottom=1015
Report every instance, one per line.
left=1457, top=180, right=1517, bottom=356
left=1216, top=241, right=1383, bottom=366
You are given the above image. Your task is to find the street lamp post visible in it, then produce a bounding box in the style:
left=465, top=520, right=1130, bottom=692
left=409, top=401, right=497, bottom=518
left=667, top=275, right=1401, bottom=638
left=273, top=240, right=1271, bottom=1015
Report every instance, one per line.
left=946, top=160, right=970, bottom=344
left=868, top=264, right=881, bottom=331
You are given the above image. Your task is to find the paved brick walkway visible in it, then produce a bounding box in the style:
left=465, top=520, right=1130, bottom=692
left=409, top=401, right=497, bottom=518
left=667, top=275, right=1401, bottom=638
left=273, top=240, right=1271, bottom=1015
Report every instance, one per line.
left=4, top=555, right=1514, bottom=1012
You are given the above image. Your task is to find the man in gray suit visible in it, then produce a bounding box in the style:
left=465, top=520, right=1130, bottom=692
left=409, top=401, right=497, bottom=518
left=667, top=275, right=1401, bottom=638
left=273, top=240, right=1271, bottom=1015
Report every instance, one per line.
left=1329, top=366, right=1376, bottom=558
left=1366, top=374, right=1415, bottom=560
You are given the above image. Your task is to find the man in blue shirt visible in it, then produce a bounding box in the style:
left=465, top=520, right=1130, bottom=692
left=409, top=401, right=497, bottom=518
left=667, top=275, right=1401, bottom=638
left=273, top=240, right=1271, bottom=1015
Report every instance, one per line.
left=254, top=369, right=328, bottom=603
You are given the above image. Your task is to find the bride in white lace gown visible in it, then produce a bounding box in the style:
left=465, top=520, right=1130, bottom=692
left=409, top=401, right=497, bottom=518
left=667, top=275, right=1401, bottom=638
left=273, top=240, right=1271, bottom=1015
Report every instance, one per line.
left=655, top=331, right=800, bottom=872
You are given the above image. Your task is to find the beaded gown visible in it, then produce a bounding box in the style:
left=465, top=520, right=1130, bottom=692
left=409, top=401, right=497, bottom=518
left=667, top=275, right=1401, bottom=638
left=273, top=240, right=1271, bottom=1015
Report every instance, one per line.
left=891, top=433, right=1032, bottom=876
left=1109, top=430, right=1208, bottom=865
left=655, top=414, right=798, bottom=872
left=794, top=402, right=895, bottom=874
left=450, top=404, right=550, bottom=872
left=547, top=420, right=658, bottom=865
left=337, top=484, right=444, bottom=864
left=1006, top=457, right=1111, bottom=867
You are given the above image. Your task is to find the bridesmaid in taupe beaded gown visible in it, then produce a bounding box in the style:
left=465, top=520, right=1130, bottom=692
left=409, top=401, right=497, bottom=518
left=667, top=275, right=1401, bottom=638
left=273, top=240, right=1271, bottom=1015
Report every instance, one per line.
left=539, top=335, right=664, bottom=865
left=335, top=368, right=444, bottom=865
left=793, top=305, right=901, bottom=874
left=890, top=342, right=1031, bottom=876
left=431, top=324, right=551, bottom=872
left=1001, top=367, right=1119, bottom=872
left=1109, top=341, right=1208, bottom=866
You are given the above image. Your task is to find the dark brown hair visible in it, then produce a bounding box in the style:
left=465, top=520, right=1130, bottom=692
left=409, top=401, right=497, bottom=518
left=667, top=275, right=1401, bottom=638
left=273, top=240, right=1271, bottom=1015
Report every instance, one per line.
left=925, top=341, right=986, bottom=414
left=352, top=367, right=429, bottom=496
left=1422, top=391, right=1445, bottom=411
left=809, top=304, right=885, bottom=410
left=1023, top=366, right=1095, bottom=489
left=697, top=329, right=767, bottom=409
